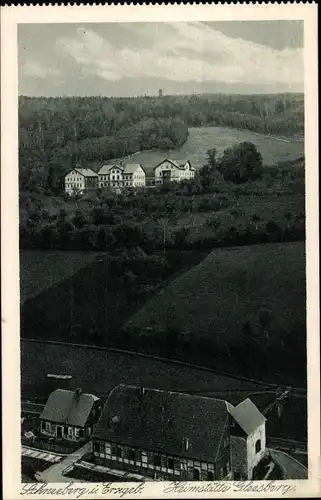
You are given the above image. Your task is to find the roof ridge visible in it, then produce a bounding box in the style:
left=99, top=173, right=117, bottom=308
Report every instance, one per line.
left=112, top=384, right=229, bottom=404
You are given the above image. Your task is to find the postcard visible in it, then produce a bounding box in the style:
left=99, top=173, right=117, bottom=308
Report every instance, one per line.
left=1, top=3, right=319, bottom=499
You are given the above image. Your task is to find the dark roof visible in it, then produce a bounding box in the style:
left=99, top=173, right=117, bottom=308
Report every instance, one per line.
left=154, top=159, right=186, bottom=171
left=143, top=165, right=156, bottom=177
left=40, top=389, right=99, bottom=427
left=228, top=398, right=266, bottom=435
left=93, top=384, right=229, bottom=462
left=74, top=168, right=98, bottom=177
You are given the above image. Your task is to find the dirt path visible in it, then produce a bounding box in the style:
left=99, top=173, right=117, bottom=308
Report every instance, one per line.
left=36, top=442, right=91, bottom=483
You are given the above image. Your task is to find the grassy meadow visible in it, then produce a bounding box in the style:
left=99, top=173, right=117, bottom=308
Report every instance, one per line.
left=20, top=250, right=101, bottom=304
left=110, top=126, right=305, bottom=171
left=126, top=242, right=305, bottom=343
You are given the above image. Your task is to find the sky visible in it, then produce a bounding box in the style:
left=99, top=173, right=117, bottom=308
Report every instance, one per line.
left=18, top=21, right=304, bottom=97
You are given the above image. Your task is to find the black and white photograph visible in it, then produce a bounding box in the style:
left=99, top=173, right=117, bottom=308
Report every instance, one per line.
left=1, top=4, right=320, bottom=499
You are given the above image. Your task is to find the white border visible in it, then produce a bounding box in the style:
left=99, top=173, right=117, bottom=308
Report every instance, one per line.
left=1, top=4, right=320, bottom=499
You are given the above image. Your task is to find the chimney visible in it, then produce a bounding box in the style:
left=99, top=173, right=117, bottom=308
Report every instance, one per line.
left=75, top=388, right=82, bottom=399
left=140, top=387, right=147, bottom=397
left=109, top=415, right=120, bottom=429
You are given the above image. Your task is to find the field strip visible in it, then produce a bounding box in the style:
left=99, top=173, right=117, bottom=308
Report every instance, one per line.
left=21, top=338, right=306, bottom=393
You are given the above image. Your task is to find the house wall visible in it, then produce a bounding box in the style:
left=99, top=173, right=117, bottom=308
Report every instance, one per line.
left=154, top=161, right=194, bottom=184
left=84, top=176, right=98, bottom=189
left=65, top=170, right=85, bottom=194
left=154, top=161, right=179, bottom=183
left=92, top=439, right=229, bottom=481
left=215, top=416, right=232, bottom=480
left=109, top=167, right=123, bottom=187
left=98, top=173, right=112, bottom=188
left=40, top=420, right=92, bottom=442
left=132, top=167, right=146, bottom=187
left=246, top=422, right=266, bottom=479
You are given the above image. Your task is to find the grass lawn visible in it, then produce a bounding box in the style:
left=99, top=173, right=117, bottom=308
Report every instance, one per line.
left=126, top=242, right=306, bottom=344
left=21, top=340, right=268, bottom=404
left=20, top=250, right=101, bottom=304
left=112, top=127, right=304, bottom=170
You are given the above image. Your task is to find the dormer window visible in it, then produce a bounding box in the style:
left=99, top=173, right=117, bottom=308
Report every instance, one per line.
left=108, top=415, right=120, bottom=429
left=182, top=437, right=190, bottom=451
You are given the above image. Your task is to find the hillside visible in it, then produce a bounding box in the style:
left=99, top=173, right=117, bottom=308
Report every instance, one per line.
left=20, top=250, right=101, bottom=304
left=19, top=93, right=304, bottom=192
left=125, top=242, right=306, bottom=383
left=122, top=127, right=304, bottom=170
left=126, top=242, right=305, bottom=338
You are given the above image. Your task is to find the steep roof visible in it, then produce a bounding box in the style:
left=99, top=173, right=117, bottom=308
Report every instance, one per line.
left=228, top=398, right=266, bottom=435
left=123, top=164, right=145, bottom=175
left=154, top=159, right=186, bottom=171
left=93, top=384, right=229, bottom=462
left=143, top=165, right=156, bottom=177
left=40, top=389, right=99, bottom=427
left=98, top=164, right=123, bottom=175
left=74, top=168, right=98, bottom=177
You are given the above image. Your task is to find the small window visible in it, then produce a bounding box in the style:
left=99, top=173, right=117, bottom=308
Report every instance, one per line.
left=154, top=454, right=161, bottom=466
left=93, top=441, right=100, bottom=454
left=207, top=470, right=214, bottom=481
left=255, top=439, right=261, bottom=454
left=68, top=426, right=73, bottom=436
left=129, top=449, right=136, bottom=462
left=167, top=457, right=174, bottom=470
left=41, top=421, right=46, bottom=431
left=111, top=444, right=122, bottom=458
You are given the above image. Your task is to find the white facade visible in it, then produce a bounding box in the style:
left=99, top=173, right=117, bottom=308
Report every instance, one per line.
left=246, top=422, right=266, bottom=479
left=154, top=160, right=195, bottom=184
left=98, top=164, right=146, bottom=189
left=65, top=168, right=98, bottom=195
left=65, top=169, right=86, bottom=195
left=131, top=165, right=146, bottom=187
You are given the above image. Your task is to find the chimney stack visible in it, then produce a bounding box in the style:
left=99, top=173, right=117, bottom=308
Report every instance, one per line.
left=75, top=388, right=82, bottom=399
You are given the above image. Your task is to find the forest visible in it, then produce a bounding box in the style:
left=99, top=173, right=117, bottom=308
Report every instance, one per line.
left=19, top=93, right=304, bottom=193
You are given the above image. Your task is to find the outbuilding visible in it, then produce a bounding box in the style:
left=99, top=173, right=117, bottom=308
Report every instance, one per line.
left=40, top=388, right=102, bottom=442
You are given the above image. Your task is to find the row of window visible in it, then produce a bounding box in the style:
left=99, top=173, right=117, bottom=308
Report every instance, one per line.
left=93, top=440, right=229, bottom=480
left=41, top=421, right=85, bottom=438
left=66, top=182, right=84, bottom=188
left=98, top=181, right=145, bottom=187
left=67, top=176, right=83, bottom=182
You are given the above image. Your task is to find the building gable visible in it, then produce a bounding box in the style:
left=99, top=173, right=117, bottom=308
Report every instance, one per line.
left=227, top=398, right=266, bottom=436
left=154, top=159, right=180, bottom=172
left=40, top=389, right=99, bottom=427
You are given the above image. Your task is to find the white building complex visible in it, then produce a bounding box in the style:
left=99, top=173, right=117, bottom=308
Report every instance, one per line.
left=98, top=163, right=146, bottom=189
left=153, top=159, right=195, bottom=185
left=64, top=158, right=194, bottom=194
left=64, top=168, right=98, bottom=195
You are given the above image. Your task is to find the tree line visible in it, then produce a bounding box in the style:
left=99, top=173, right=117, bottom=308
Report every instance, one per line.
left=19, top=143, right=305, bottom=252
left=19, top=93, right=304, bottom=193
